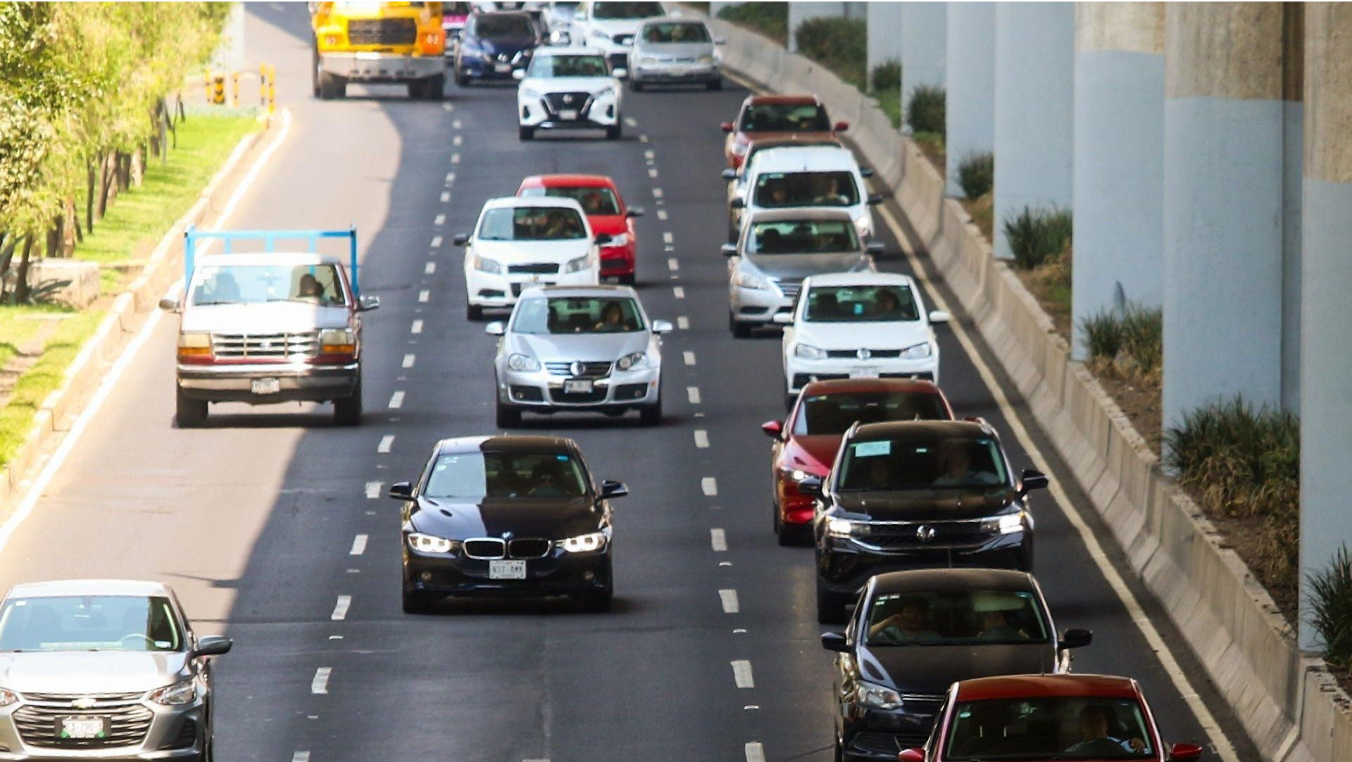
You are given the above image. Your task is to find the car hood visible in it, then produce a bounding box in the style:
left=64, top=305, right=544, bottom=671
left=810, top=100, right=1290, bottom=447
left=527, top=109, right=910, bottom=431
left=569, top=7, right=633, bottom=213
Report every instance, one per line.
left=796, top=320, right=930, bottom=349
left=743, top=252, right=872, bottom=281
left=835, top=488, right=1017, bottom=521
left=783, top=435, right=840, bottom=473
left=522, top=76, right=620, bottom=95
left=181, top=302, right=350, bottom=333
left=472, top=239, right=593, bottom=263
left=476, top=36, right=537, bottom=55
left=587, top=214, right=628, bottom=235
left=858, top=642, right=1055, bottom=695
left=511, top=331, right=648, bottom=362
left=634, top=41, right=714, bottom=58
left=411, top=496, right=601, bottom=539
left=0, top=651, right=188, bottom=694
left=588, top=18, right=645, bottom=37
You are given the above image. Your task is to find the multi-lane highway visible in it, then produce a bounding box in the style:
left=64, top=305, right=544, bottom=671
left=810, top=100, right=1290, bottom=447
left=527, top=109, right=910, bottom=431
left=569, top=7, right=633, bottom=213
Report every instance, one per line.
left=0, top=5, right=1258, bottom=761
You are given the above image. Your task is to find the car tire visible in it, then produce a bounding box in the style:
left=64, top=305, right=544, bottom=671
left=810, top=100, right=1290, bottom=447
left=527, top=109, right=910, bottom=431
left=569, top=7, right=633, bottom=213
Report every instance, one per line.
left=731, top=320, right=752, bottom=339
left=175, top=388, right=207, bottom=428
left=311, top=45, right=321, bottom=98
left=334, top=381, right=362, bottom=426
left=407, top=79, right=426, bottom=99
left=816, top=577, right=849, bottom=624
left=606, top=123, right=622, bottom=140
left=784, top=392, right=797, bottom=412
left=630, top=79, right=644, bottom=92
left=580, top=583, right=613, bottom=612
left=467, top=302, right=484, bottom=320
left=833, top=738, right=845, bottom=762
left=773, top=503, right=794, bottom=546
left=707, top=77, right=722, bottom=91
left=201, top=737, right=215, bottom=762
left=639, top=390, right=661, bottom=427
left=318, top=71, right=345, bottom=99
left=519, top=125, right=535, bottom=141
left=455, top=68, right=470, bottom=87
left=423, top=73, right=446, bottom=100
left=618, top=272, right=635, bottom=286
left=496, top=398, right=522, bottom=428
left=402, top=583, right=434, bottom=615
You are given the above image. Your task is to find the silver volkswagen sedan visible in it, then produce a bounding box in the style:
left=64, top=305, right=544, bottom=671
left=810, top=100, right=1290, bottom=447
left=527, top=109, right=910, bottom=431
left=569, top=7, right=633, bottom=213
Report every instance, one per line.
left=487, top=285, right=671, bottom=426
left=628, top=17, right=722, bottom=90
left=0, top=580, right=231, bottom=761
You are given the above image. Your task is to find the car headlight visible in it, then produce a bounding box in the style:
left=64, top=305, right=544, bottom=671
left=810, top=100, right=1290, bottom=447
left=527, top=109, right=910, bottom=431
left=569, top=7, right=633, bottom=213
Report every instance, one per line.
left=407, top=533, right=458, bottom=554
left=827, top=517, right=870, bottom=538
left=780, top=466, right=820, bottom=483
left=563, top=254, right=593, bottom=273
left=735, top=271, right=769, bottom=290
left=899, top=341, right=933, bottom=359
left=558, top=531, right=608, bottom=553
left=176, top=331, right=212, bottom=359
left=731, top=141, right=749, bottom=156
left=982, top=512, right=1025, bottom=535
left=0, top=689, right=17, bottom=708
left=794, top=343, right=826, bottom=360
left=507, top=353, right=541, bottom=372
left=590, top=28, right=609, bottom=39
left=150, top=680, right=198, bottom=706
left=604, top=233, right=629, bottom=247
left=474, top=253, right=503, bottom=274
left=698, top=54, right=715, bottom=64
left=520, top=86, right=544, bottom=99
left=854, top=214, right=872, bottom=239
left=319, top=328, right=357, bottom=355
left=855, top=680, right=902, bottom=710
left=616, top=352, right=647, bottom=371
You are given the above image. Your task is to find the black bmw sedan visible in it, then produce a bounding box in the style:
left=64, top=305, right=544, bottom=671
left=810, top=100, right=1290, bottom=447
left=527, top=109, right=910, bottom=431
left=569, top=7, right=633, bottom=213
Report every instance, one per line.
left=393, top=435, right=627, bottom=613
left=820, top=568, right=1092, bottom=761
left=802, top=420, right=1049, bottom=622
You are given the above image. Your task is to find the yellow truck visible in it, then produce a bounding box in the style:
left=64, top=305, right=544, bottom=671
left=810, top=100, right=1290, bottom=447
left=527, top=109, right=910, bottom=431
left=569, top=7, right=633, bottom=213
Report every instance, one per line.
left=311, top=1, right=447, bottom=99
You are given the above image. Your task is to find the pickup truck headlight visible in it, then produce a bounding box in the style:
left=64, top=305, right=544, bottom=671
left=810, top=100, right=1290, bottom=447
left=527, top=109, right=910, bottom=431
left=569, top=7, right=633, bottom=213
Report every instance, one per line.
left=507, top=353, right=541, bottom=372
left=794, top=343, right=826, bottom=360
left=899, top=341, right=933, bottom=360
left=734, top=271, right=768, bottom=290
left=474, top=254, right=503, bottom=274
left=616, top=352, right=647, bottom=371
left=558, top=531, right=607, bottom=553
left=407, top=533, right=458, bottom=554
left=562, top=254, right=593, bottom=274
left=177, top=332, right=212, bottom=359
left=855, top=680, right=902, bottom=710
left=150, top=680, right=197, bottom=706
left=319, top=328, right=357, bottom=355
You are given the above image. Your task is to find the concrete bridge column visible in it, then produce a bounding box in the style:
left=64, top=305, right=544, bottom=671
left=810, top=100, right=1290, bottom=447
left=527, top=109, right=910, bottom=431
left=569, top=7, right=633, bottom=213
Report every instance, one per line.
left=900, top=3, right=946, bottom=110
left=1300, top=2, right=1352, bottom=650
left=1161, top=4, right=1302, bottom=433
left=945, top=3, right=995, bottom=197
left=992, top=2, right=1074, bottom=259
left=866, top=2, right=902, bottom=91
left=1070, top=3, right=1164, bottom=359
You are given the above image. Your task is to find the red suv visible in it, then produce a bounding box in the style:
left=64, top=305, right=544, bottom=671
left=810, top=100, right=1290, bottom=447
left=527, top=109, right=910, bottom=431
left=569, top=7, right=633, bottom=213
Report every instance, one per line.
left=761, top=379, right=952, bottom=545
left=517, top=174, right=644, bottom=284
left=900, top=674, right=1203, bottom=762
left=721, top=94, right=849, bottom=169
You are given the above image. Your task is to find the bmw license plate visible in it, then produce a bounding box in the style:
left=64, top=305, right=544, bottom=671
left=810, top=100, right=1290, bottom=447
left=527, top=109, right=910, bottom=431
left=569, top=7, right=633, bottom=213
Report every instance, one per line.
left=564, top=379, right=593, bottom=393
left=559, top=108, right=579, bottom=121
left=251, top=378, right=281, bottom=395
left=489, top=560, right=526, bottom=579
left=849, top=367, right=879, bottom=379
left=58, top=716, right=107, bottom=740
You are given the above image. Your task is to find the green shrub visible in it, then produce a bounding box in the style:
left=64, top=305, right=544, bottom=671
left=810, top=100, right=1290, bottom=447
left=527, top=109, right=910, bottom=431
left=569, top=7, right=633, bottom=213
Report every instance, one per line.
left=906, top=85, right=946, bottom=135
left=1309, top=546, right=1352, bottom=672
left=795, top=17, right=867, bottom=88
left=1003, top=207, right=1072, bottom=270
left=717, top=2, right=787, bottom=45
left=870, top=59, right=900, bottom=94
left=955, top=152, right=994, bottom=200
left=1081, top=303, right=1163, bottom=379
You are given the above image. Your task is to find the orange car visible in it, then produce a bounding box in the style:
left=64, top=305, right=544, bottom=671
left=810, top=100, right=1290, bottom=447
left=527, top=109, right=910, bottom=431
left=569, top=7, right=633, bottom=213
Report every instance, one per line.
left=721, top=93, right=848, bottom=169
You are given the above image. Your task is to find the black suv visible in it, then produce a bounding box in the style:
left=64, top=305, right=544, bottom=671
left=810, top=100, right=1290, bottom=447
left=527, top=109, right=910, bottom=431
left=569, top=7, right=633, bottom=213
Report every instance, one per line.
left=802, top=420, right=1048, bottom=622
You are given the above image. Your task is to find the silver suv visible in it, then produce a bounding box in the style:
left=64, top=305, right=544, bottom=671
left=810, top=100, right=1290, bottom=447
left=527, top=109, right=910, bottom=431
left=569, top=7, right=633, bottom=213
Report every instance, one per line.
left=0, top=579, right=232, bottom=760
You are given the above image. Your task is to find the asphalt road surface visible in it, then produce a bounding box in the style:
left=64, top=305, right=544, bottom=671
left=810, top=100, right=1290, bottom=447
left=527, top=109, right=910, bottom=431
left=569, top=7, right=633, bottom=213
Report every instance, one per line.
left=0, top=6, right=1258, bottom=761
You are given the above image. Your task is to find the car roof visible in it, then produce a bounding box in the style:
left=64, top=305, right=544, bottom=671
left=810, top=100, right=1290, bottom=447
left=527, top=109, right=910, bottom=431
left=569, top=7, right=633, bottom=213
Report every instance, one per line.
left=869, top=568, right=1036, bottom=595
left=534, top=45, right=605, bottom=56
left=520, top=174, right=617, bottom=189
left=745, top=207, right=856, bottom=224
left=482, top=195, right=586, bottom=211
left=638, top=15, right=705, bottom=26
left=747, top=134, right=843, bottom=153
left=471, top=9, right=532, bottom=19
left=955, top=674, right=1143, bottom=702
left=195, top=252, right=342, bottom=268
left=800, top=378, right=946, bottom=398
left=437, top=435, right=577, bottom=455
left=850, top=420, right=995, bottom=443
left=7, top=579, right=174, bottom=599
left=751, top=145, right=858, bottom=173
left=520, top=284, right=639, bottom=299
left=803, top=272, right=916, bottom=288
left=745, top=94, right=821, bottom=107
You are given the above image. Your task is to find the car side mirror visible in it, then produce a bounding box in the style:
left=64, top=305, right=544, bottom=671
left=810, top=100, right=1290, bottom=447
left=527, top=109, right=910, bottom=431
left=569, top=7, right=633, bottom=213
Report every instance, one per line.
left=626, top=206, right=645, bottom=218
left=1058, top=628, right=1093, bottom=650
left=720, top=121, right=734, bottom=133
left=512, top=68, right=526, bottom=81
left=760, top=420, right=783, bottom=439
left=867, top=193, right=884, bottom=206
left=1168, top=743, right=1203, bottom=762
left=797, top=476, right=823, bottom=496
left=721, top=168, right=737, bottom=181
left=358, top=295, right=381, bottom=312
left=928, top=310, right=950, bottom=324
left=859, top=167, right=875, bottom=178
left=772, top=312, right=793, bottom=325
left=820, top=631, right=849, bottom=652
left=730, top=197, right=746, bottom=209
left=389, top=481, right=414, bottom=500
left=651, top=319, right=673, bottom=334
left=612, top=67, right=628, bottom=79
left=866, top=242, right=885, bottom=256
left=898, top=750, right=925, bottom=762
left=158, top=297, right=181, bottom=313
left=595, top=233, right=614, bottom=245
left=721, top=243, right=738, bottom=257
left=453, top=233, right=470, bottom=246
left=1019, top=468, right=1049, bottom=495
left=834, top=120, right=850, bottom=132
left=485, top=321, right=506, bottom=336
left=600, top=480, right=629, bottom=499
left=193, top=636, right=233, bottom=658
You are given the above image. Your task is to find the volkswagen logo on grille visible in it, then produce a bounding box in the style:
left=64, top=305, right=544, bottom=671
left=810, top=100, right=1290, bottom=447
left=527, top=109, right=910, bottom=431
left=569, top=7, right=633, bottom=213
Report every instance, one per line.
left=70, top=697, right=97, bottom=710
left=915, top=525, right=937, bottom=542
left=856, top=348, right=872, bottom=361
left=571, top=360, right=586, bottom=377
left=563, top=94, right=575, bottom=104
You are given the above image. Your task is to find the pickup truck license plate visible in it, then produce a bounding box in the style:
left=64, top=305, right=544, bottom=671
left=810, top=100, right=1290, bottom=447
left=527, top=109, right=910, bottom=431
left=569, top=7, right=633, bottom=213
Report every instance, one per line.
left=559, top=108, right=579, bottom=121
left=848, top=367, right=879, bottom=379
left=58, top=716, right=107, bottom=739
left=251, top=378, right=281, bottom=395
left=564, top=379, right=593, bottom=393
left=489, top=560, right=526, bottom=579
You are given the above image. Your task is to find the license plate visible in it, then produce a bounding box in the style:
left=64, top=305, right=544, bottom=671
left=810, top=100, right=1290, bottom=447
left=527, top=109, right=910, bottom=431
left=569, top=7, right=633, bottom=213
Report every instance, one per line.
left=849, top=367, right=879, bottom=379
left=251, top=378, right=281, bottom=395
left=564, top=379, right=593, bottom=393
left=559, top=108, right=579, bottom=121
left=489, top=560, right=526, bottom=579
left=58, top=716, right=107, bottom=740
left=495, top=63, right=511, bottom=73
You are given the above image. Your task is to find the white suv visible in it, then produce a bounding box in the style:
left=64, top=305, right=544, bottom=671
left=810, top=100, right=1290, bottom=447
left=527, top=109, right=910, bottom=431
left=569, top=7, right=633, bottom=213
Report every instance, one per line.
left=568, top=0, right=666, bottom=73
left=515, top=47, right=624, bottom=140
left=730, top=144, right=882, bottom=242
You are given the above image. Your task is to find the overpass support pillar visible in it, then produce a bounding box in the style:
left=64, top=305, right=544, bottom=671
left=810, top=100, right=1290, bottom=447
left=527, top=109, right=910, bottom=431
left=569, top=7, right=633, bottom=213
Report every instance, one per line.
left=866, top=2, right=902, bottom=92
left=900, top=3, right=946, bottom=114
left=945, top=3, right=995, bottom=197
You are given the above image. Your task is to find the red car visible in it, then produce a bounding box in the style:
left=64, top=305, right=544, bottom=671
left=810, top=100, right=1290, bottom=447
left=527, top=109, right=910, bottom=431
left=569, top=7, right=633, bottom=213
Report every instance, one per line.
left=721, top=94, right=849, bottom=169
left=899, top=674, right=1203, bottom=762
left=761, top=379, right=953, bottom=545
left=517, top=174, right=643, bottom=284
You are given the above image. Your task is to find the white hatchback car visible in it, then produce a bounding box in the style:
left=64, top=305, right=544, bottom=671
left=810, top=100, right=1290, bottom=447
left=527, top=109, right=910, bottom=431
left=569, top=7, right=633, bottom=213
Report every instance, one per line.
left=515, top=46, right=624, bottom=140
left=777, top=272, right=949, bottom=408
left=457, top=197, right=604, bottom=319
left=730, top=144, right=882, bottom=242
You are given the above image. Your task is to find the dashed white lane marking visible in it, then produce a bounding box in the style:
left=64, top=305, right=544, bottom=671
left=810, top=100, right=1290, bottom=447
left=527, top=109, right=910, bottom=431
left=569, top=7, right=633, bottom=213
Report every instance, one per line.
left=639, top=133, right=649, bottom=143
left=662, top=231, right=674, bottom=244
left=350, top=534, right=368, bottom=555
left=668, top=257, right=680, bottom=272
left=657, top=209, right=668, bottom=221
left=683, top=350, right=695, bottom=365
left=431, top=235, right=443, bottom=248
left=710, top=528, right=727, bottom=551
left=311, top=667, right=332, bottom=694
left=402, top=353, right=416, bottom=368
left=701, top=477, right=718, bottom=496
left=388, top=391, right=405, bottom=409
left=745, top=743, right=766, bottom=762
left=720, top=589, right=740, bottom=613
left=418, top=290, right=430, bottom=303
left=364, top=481, right=381, bottom=499
left=672, top=286, right=685, bottom=299
left=453, top=135, right=463, bottom=146
left=424, top=262, right=436, bottom=274
left=687, top=386, right=701, bottom=404
left=378, top=435, right=395, bottom=453
left=652, top=187, right=663, bottom=198
left=648, top=168, right=658, bottom=178
left=452, top=118, right=462, bottom=129
left=731, top=660, right=754, bottom=688
left=624, top=116, right=638, bottom=127
left=331, top=595, right=352, bottom=621
left=445, top=171, right=455, bottom=183
left=440, top=191, right=450, bottom=203
left=694, top=429, right=709, bottom=448
left=293, top=753, right=312, bottom=762
left=434, top=213, right=445, bottom=225
left=644, top=149, right=655, bottom=160
left=677, top=316, right=689, bottom=330
left=411, top=319, right=424, bottom=333
left=442, top=102, right=453, bottom=112
left=451, top=152, right=461, bottom=164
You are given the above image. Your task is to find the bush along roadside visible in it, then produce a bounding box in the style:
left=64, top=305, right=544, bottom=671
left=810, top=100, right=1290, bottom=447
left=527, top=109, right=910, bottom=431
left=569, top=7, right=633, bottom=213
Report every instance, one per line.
left=1081, top=303, right=1163, bottom=383
left=716, top=2, right=787, bottom=46
left=955, top=152, right=994, bottom=200
left=907, top=84, right=946, bottom=135
left=1309, top=545, right=1352, bottom=677
left=871, top=60, right=901, bottom=128
left=794, top=16, right=867, bottom=89
left=1004, top=206, right=1073, bottom=271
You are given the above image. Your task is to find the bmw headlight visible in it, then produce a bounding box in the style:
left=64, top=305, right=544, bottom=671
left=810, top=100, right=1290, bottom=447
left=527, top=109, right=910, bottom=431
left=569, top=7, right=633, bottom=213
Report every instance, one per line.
left=794, top=343, right=826, bottom=360
left=616, top=352, right=647, bottom=371
left=605, top=233, right=629, bottom=247
left=507, top=353, right=541, bottom=372
left=474, top=254, right=503, bottom=274
left=982, top=512, right=1025, bottom=535
left=735, top=271, right=769, bottom=290
left=407, top=533, right=458, bottom=554
left=563, top=254, right=593, bottom=274
left=899, top=341, right=934, bottom=359
left=150, top=680, right=198, bottom=706
left=854, top=214, right=872, bottom=239
left=855, top=680, right=902, bottom=710
left=558, top=531, right=608, bottom=553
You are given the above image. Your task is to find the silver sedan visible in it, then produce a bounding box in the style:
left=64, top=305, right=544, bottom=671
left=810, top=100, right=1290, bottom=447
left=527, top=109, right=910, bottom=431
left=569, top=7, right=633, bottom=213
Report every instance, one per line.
left=487, top=285, right=671, bottom=426
left=629, top=17, right=722, bottom=90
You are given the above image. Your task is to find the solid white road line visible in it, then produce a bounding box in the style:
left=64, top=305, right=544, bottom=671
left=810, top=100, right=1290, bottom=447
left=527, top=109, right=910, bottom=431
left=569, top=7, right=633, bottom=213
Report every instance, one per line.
left=350, top=534, right=368, bottom=555
left=435, top=213, right=445, bottom=225
left=424, top=262, right=436, bottom=274
left=431, top=235, right=442, bottom=248
left=677, top=316, right=689, bottom=329
left=378, top=435, right=395, bottom=454
left=701, top=477, right=718, bottom=496
left=311, top=667, right=331, bottom=694
left=694, top=429, right=709, bottom=448
left=686, top=386, right=701, bottom=404
left=657, top=209, right=668, bottom=221
left=720, top=589, right=740, bottom=614
left=411, top=320, right=424, bottom=333
left=683, top=350, right=695, bottom=365
left=668, top=257, right=679, bottom=271
left=364, top=481, right=381, bottom=499
left=403, top=353, right=416, bottom=368
left=710, top=528, right=727, bottom=552
left=331, top=595, right=351, bottom=621
left=418, top=290, right=429, bottom=302
left=663, top=231, right=674, bottom=244
left=673, top=286, right=685, bottom=299
left=745, top=743, right=766, bottom=762
left=731, top=660, right=754, bottom=689
left=388, top=391, right=404, bottom=409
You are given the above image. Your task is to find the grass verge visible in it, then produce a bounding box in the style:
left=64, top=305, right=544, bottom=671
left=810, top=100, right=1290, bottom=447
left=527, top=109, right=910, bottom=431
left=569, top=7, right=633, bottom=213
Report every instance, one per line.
left=716, top=2, right=787, bottom=45
left=0, top=309, right=105, bottom=467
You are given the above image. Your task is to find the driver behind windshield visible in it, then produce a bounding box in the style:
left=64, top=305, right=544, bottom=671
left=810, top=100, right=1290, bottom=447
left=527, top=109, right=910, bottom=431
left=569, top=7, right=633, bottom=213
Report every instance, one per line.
left=1066, top=705, right=1148, bottom=755
left=867, top=598, right=941, bottom=643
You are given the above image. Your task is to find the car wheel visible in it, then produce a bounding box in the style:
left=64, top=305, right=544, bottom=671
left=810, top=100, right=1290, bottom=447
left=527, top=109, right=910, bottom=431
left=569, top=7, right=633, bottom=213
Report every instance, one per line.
left=639, top=390, right=661, bottom=426
left=402, top=583, right=434, bottom=615
left=496, top=397, right=522, bottom=428
left=334, top=380, right=362, bottom=426
left=707, top=77, right=722, bottom=91
left=630, top=79, right=644, bottom=92
left=816, top=577, right=848, bottom=624
left=455, top=68, right=470, bottom=87
left=580, top=584, right=613, bottom=612
left=784, top=392, right=797, bottom=412
left=732, top=320, right=752, bottom=339
left=466, top=302, right=484, bottom=320
left=407, top=79, right=426, bottom=99
left=833, top=738, right=845, bottom=762
left=606, top=123, right=622, bottom=140
left=175, top=388, right=207, bottom=428
left=311, top=45, right=321, bottom=98
left=201, top=738, right=215, bottom=762
left=518, top=125, right=535, bottom=141
left=318, top=71, right=345, bottom=99
left=773, top=502, right=793, bottom=546
left=618, top=272, right=636, bottom=286
left=423, top=73, right=446, bottom=100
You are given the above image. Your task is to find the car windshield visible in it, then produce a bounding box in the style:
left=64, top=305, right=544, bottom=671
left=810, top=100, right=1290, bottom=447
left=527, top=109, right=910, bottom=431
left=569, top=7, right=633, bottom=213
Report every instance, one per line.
left=642, top=21, right=709, bottom=43
left=864, top=590, right=1049, bottom=647
left=805, top=285, right=918, bottom=322
left=188, top=263, right=346, bottom=307
left=748, top=219, right=858, bottom=255
left=753, top=171, right=859, bottom=208
left=423, top=452, right=589, bottom=499
left=0, top=595, right=182, bottom=652
left=479, top=206, right=587, bottom=240
left=473, top=13, right=534, bottom=37
left=444, top=2, right=472, bottom=14
left=529, top=54, right=609, bottom=77
left=740, top=102, right=831, bottom=132
left=513, top=296, right=644, bottom=334
left=837, top=437, right=1008, bottom=492
left=794, top=391, right=949, bottom=436
left=593, top=1, right=664, bottom=19
left=945, top=697, right=1155, bottom=761
left=520, top=185, right=621, bottom=215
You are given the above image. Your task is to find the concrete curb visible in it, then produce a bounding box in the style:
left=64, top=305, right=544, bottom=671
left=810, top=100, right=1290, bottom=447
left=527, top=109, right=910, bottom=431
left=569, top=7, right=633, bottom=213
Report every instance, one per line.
left=0, top=117, right=270, bottom=517
left=709, top=15, right=1350, bottom=762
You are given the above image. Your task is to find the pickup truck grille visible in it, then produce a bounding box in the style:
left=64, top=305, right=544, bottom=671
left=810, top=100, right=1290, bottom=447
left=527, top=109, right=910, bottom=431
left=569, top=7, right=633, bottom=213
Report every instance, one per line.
left=212, top=332, right=319, bottom=360
left=347, top=18, right=417, bottom=46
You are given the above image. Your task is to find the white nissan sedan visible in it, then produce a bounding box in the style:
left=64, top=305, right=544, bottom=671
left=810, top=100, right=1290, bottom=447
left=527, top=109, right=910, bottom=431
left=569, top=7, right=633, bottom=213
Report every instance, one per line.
left=515, top=47, right=624, bottom=140
left=777, top=272, right=949, bottom=408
